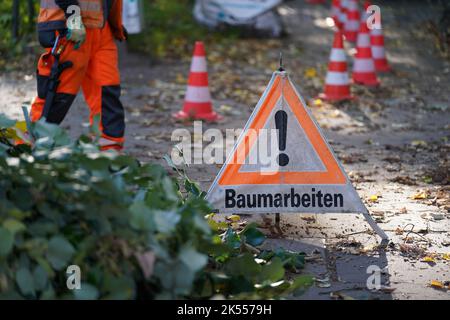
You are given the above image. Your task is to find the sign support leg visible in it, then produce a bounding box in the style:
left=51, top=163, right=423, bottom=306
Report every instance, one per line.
left=275, top=213, right=283, bottom=235
left=361, top=210, right=389, bottom=248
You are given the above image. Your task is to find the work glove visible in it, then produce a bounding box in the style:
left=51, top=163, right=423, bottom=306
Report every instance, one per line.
left=122, top=25, right=129, bottom=41
left=66, top=14, right=86, bottom=49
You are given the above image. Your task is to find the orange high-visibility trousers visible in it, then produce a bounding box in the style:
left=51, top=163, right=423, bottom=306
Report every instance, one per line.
left=31, top=22, right=125, bottom=150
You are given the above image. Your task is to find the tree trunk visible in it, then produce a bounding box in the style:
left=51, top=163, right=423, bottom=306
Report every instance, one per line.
left=12, top=0, right=20, bottom=41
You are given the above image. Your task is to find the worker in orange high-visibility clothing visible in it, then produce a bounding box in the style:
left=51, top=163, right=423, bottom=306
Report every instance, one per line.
left=31, top=0, right=127, bottom=150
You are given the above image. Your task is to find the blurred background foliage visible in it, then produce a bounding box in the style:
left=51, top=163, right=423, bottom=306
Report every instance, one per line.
left=0, top=0, right=39, bottom=69
left=127, top=0, right=239, bottom=59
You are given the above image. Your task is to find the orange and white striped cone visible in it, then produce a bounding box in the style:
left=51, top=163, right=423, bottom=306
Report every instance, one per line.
left=344, top=0, right=360, bottom=42
left=361, top=0, right=371, bottom=23
left=319, top=30, right=353, bottom=101
left=331, top=0, right=343, bottom=29
left=370, top=17, right=391, bottom=72
left=352, top=20, right=380, bottom=86
left=339, top=0, right=349, bottom=31
left=173, top=41, right=221, bottom=121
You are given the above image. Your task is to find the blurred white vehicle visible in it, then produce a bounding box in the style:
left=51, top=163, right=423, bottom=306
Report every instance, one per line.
left=122, top=0, right=143, bottom=34
left=194, top=0, right=285, bottom=37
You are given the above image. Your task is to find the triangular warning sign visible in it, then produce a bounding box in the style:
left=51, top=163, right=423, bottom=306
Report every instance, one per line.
left=206, top=71, right=368, bottom=215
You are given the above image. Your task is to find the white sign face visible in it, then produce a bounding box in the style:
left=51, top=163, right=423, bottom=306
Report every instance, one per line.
left=122, top=0, right=142, bottom=34
left=206, top=71, right=368, bottom=214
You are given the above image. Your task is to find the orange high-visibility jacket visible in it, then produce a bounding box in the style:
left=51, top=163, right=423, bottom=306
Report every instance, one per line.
left=38, top=0, right=126, bottom=40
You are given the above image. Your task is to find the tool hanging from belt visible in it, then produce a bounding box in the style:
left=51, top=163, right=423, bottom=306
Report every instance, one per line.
left=41, top=33, right=73, bottom=120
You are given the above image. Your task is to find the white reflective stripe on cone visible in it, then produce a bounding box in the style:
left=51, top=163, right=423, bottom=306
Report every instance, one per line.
left=357, top=35, right=371, bottom=47
left=326, top=71, right=350, bottom=85
left=340, top=0, right=349, bottom=22
left=99, top=137, right=122, bottom=147
left=330, top=48, right=346, bottom=62
left=361, top=11, right=369, bottom=22
left=371, top=25, right=382, bottom=34
left=347, top=0, right=357, bottom=10
left=185, top=86, right=211, bottom=103
left=354, top=58, right=375, bottom=72
left=190, top=57, right=207, bottom=72
left=372, top=46, right=385, bottom=59
left=345, top=20, right=359, bottom=31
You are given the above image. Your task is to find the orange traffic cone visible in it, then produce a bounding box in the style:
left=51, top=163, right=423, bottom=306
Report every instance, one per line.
left=319, top=30, right=353, bottom=101
left=361, top=0, right=371, bottom=23
left=344, top=0, right=360, bottom=42
left=331, top=0, right=343, bottom=29
left=370, top=14, right=391, bottom=72
left=352, top=20, right=380, bottom=86
left=173, top=41, right=220, bottom=121
left=339, top=0, right=349, bottom=31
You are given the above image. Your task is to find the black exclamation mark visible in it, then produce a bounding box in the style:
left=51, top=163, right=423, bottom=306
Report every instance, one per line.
left=275, top=110, right=289, bottom=166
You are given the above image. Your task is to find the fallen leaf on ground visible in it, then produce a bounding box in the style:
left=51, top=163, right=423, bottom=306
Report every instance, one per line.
left=411, top=191, right=429, bottom=200
left=304, top=67, right=317, bottom=78
left=379, top=287, right=396, bottom=293
left=341, top=153, right=368, bottom=164
left=421, top=256, right=436, bottom=263
left=391, top=176, right=417, bottom=186
left=315, top=276, right=331, bottom=288
left=330, top=291, right=355, bottom=300
left=411, top=140, right=428, bottom=147
left=442, top=253, right=450, bottom=261
left=227, top=215, right=240, bottom=222
left=399, top=243, right=426, bottom=257
left=175, top=73, right=186, bottom=84
left=312, top=98, right=322, bottom=106
left=371, top=210, right=385, bottom=217
left=368, top=195, right=379, bottom=202
left=361, top=244, right=377, bottom=253
left=431, top=212, right=445, bottom=220
left=429, top=280, right=445, bottom=290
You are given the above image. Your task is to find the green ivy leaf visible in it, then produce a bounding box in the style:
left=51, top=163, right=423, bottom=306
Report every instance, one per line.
left=184, top=179, right=202, bottom=197
left=173, top=263, right=195, bottom=295
left=224, top=228, right=241, bottom=249
left=33, top=119, right=71, bottom=148
left=292, top=274, right=314, bottom=296
left=15, top=268, right=35, bottom=298
left=0, top=227, right=14, bottom=257
left=46, top=236, right=75, bottom=270
left=241, top=223, right=265, bottom=247
left=3, top=219, right=26, bottom=234
left=32, top=265, right=48, bottom=292
left=258, top=257, right=285, bottom=283
left=162, top=176, right=178, bottom=201
left=154, top=210, right=181, bottom=233
left=0, top=114, right=15, bottom=128
left=129, top=201, right=154, bottom=231
left=225, top=253, right=261, bottom=280
left=73, top=283, right=99, bottom=300
left=102, top=274, right=136, bottom=300
left=179, top=246, right=207, bottom=272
